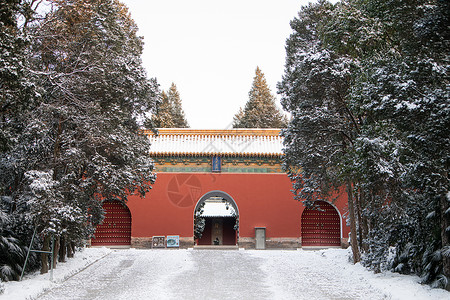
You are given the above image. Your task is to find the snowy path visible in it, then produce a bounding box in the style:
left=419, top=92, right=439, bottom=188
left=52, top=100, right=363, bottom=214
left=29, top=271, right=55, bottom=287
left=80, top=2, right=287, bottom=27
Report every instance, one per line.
left=251, top=250, right=386, bottom=300
left=35, top=248, right=448, bottom=300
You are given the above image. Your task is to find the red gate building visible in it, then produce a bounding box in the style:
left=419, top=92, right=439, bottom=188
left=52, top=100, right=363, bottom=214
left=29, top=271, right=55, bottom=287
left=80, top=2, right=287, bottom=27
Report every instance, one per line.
left=92, top=129, right=350, bottom=249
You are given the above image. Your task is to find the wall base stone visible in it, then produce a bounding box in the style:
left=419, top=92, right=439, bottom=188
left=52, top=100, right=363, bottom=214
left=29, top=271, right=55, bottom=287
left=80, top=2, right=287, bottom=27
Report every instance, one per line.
left=131, top=237, right=153, bottom=248
left=131, top=237, right=195, bottom=249
left=238, top=237, right=301, bottom=249
left=266, top=238, right=301, bottom=249
left=131, top=236, right=348, bottom=249
left=180, top=237, right=195, bottom=248
left=237, top=237, right=255, bottom=249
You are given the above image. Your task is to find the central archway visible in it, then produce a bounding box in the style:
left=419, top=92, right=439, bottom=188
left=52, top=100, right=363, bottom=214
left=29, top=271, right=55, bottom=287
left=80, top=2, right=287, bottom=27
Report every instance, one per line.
left=194, top=191, right=239, bottom=246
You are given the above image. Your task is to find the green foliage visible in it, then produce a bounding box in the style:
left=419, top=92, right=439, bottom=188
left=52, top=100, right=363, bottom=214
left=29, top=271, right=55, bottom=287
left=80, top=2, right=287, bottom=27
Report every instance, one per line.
left=279, top=0, right=357, bottom=204
left=233, top=67, right=287, bottom=128
left=0, top=0, right=159, bottom=277
left=151, top=83, right=189, bottom=128
left=167, top=83, right=189, bottom=128
left=151, top=91, right=174, bottom=128
left=281, top=0, right=450, bottom=287
left=0, top=0, right=37, bottom=153
left=194, top=202, right=205, bottom=240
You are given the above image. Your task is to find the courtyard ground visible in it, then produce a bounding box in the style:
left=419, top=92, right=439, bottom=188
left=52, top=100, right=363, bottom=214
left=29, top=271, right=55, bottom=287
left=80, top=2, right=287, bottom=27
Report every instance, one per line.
left=1, top=247, right=449, bottom=300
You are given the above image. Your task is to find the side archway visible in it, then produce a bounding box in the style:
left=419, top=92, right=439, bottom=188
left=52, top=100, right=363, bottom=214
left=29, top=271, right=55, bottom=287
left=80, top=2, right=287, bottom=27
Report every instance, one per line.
left=91, top=200, right=131, bottom=247
left=301, top=200, right=341, bottom=247
left=194, top=191, right=239, bottom=246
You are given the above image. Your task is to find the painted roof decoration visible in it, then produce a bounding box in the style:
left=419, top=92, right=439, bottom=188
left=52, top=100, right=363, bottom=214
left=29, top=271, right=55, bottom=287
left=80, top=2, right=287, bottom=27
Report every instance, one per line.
left=146, top=128, right=283, bottom=157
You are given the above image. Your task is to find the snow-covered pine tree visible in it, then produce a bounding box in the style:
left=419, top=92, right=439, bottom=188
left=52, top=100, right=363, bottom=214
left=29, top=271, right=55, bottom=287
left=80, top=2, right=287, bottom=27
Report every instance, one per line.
left=0, top=0, right=159, bottom=274
left=0, top=0, right=42, bottom=282
left=346, top=0, right=450, bottom=288
left=281, top=0, right=449, bottom=288
left=278, top=1, right=361, bottom=263
left=233, top=67, right=287, bottom=128
left=318, top=0, right=406, bottom=266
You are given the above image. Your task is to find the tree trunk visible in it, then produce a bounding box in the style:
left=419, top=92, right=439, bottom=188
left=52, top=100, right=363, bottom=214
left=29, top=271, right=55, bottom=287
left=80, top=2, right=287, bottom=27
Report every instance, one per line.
left=359, top=189, right=369, bottom=252
left=71, top=242, right=76, bottom=256
left=40, top=235, right=50, bottom=274
left=347, top=181, right=361, bottom=263
left=52, top=236, right=60, bottom=269
left=59, top=237, right=66, bottom=262
left=440, top=192, right=450, bottom=290
left=355, top=188, right=364, bottom=251
left=67, top=241, right=74, bottom=258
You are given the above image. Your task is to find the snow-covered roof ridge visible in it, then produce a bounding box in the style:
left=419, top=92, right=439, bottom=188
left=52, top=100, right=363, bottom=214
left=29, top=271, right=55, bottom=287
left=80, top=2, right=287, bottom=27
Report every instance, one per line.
left=146, top=128, right=283, bottom=156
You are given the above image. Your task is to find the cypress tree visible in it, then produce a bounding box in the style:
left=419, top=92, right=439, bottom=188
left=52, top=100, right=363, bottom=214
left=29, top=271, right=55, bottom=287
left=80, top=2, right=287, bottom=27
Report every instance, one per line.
left=168, top=83, right=189, bottom=128
left=233, top=67, right=287, bottom=128
left=151, top=91, right=175, bottom=128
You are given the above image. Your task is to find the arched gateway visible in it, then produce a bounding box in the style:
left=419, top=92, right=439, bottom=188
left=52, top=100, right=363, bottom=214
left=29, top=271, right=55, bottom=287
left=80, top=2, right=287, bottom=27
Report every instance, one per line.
left=194, top=191, right=239, bottom=246
left=113, top=129, right=350, bottom=249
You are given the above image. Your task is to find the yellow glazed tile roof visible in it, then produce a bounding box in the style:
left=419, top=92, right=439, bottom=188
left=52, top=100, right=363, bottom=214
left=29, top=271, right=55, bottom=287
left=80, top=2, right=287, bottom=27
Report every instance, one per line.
left=145, top=128, right=283, bottom=156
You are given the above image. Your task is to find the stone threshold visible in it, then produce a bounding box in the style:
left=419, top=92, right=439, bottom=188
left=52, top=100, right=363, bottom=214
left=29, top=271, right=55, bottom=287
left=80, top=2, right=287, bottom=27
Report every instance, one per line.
left=193, top=245, right=239, bottom=250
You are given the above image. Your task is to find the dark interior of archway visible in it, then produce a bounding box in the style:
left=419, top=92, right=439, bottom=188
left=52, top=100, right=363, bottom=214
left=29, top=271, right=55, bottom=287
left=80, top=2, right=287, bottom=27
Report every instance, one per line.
left=197, top=216, right=236, bottom=245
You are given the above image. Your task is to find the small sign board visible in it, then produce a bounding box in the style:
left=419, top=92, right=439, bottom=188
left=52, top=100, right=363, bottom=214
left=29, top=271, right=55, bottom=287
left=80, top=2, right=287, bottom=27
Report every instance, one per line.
left=166, top=235, right=180, bottom=248
left=152, top=236, right=166, bottom=248
left=212, top=156, right=221, bottom=172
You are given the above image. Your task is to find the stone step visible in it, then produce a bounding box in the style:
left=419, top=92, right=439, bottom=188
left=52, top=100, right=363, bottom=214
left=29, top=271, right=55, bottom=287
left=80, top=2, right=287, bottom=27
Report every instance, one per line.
left=193, top=245, right=239, bottom=250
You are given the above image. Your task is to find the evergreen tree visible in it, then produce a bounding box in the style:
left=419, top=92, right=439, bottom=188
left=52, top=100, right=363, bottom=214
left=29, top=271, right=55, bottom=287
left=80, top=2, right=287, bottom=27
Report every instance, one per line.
left=233, top=67, right=287, bottom=128
left=151, top=91, right=175, bottom=128
left=0, top=0, right=36, bottom=152
left=347, top=0, right=450, bottom=287
left=0, top=0, right=159, bottom=275
left=278, top=1, right=361, bottom=263
left=167, top=83, right=189, bottom=128
left=0, top=0, right=41, bottom=282
left=151, top=83, right=189, bottom=128
left=280, top=0, right=450, bottom=288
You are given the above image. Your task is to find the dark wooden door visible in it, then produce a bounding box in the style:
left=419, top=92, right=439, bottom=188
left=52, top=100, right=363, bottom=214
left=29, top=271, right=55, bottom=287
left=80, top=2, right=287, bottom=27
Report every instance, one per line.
left=301, top=201, right=340, bottom=246
left=91, top=200, right=131, bottom=246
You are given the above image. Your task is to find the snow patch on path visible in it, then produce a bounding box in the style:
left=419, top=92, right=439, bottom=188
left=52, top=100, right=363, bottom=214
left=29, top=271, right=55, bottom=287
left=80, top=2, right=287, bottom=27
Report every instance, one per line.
left=37, top=249, right=193, bottom=300
left=1, top=247, right=112, bottom=300
left=249, top=248, right=450, bottom=300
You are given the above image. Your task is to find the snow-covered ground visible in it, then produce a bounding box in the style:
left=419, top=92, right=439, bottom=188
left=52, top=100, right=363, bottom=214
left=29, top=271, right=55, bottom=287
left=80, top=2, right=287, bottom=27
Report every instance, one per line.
left=1, top=247, right=449, bottom=300
left=0, top=247, right=112, bottom=300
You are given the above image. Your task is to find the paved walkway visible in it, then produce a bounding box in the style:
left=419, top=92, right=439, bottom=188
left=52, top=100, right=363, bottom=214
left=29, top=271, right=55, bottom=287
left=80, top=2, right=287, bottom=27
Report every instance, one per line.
left=38, top=249, right=387, bottom=300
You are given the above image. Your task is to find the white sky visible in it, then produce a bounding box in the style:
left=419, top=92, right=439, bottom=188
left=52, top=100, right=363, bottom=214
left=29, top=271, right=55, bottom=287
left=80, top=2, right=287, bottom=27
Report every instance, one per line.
left=120, top=0, right=313, bottom=129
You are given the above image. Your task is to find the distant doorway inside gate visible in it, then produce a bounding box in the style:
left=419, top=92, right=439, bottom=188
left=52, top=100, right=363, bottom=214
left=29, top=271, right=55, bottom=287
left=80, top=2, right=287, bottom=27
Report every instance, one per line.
left=91, top=200, right=131, bottom=247
left=301, top=200, right=341, bottom=247
left=194, top=191, right=239, bottom=246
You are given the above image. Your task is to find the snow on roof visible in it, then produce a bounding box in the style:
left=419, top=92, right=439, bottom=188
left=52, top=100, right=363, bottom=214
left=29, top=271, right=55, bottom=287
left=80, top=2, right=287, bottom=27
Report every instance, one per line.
left=146, top=128, right=283, bottom=156
left=201, top=202, right=236, bottom=217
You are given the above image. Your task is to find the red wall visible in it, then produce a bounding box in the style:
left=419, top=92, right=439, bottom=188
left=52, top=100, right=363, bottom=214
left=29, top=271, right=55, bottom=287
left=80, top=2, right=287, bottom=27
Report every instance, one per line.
left=126, top=172, right=350, bottom=240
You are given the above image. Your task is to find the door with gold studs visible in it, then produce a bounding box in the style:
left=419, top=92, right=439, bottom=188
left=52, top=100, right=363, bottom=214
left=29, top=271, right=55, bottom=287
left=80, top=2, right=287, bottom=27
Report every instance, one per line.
left=301, top=201, right=340, bottom=247
left=91, top=200, right=131, bottom=246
